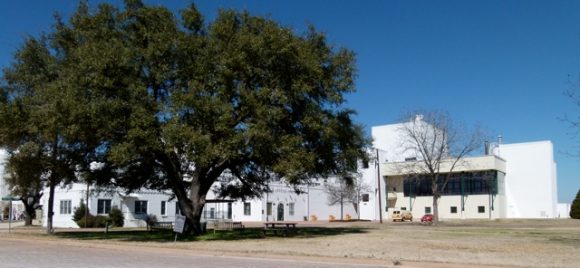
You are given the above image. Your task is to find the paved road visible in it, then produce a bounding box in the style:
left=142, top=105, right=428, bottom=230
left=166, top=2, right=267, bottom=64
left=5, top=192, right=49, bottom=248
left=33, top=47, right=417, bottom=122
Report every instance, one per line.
left=0, top=238, right=388, bottom=268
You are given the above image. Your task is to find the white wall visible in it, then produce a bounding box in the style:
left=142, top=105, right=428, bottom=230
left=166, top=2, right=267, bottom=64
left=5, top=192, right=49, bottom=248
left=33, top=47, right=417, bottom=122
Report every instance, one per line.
left=0, top=149, right=9, bottom=199
left=557, top=203, right=570, bottom=218
left=499, top=141, right=558, bottom=218
left=42, top=184, right=177, bottom=228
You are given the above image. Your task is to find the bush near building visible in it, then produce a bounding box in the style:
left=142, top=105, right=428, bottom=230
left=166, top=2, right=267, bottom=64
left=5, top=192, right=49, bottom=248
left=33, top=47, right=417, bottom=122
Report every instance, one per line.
left=72, top=203, right=87, bottom=224
left=73, top=204, right=120, bottom=228
left=108, top=207, right=124, bottom=227
left=571, top=190, right=580, bottom=219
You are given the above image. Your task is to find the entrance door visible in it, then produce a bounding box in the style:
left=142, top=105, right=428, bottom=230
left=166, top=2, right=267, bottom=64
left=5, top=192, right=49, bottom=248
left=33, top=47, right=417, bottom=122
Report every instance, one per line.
left=277, top=203, right=284, bottom=221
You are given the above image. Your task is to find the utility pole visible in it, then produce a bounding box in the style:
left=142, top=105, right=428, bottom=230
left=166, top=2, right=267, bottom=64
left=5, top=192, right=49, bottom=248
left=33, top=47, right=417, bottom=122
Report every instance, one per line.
left=85, top=180, right=89, bottom=228
left=376, top=149, right=383, bottom=224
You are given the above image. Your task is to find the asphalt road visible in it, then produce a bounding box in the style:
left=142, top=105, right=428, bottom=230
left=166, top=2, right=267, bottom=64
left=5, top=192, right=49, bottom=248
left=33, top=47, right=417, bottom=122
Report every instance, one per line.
left=0, top=238, right=388, bottom=268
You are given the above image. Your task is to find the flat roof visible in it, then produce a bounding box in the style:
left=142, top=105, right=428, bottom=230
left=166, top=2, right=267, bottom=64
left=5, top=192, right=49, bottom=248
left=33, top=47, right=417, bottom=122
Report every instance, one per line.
left=381, top=155, right=506, bottom=176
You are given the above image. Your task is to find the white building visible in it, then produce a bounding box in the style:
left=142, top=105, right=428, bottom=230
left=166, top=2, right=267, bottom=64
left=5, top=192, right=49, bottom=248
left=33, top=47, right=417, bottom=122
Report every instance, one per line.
left=209, top=180, right=358, bottom=223
left=1, top=116, right=566, bottom=228
left=41, top=183, right=178, bottom=228
left=0, top=150, right=24, bottom=221
left=357, top=120, right=561, bottom=221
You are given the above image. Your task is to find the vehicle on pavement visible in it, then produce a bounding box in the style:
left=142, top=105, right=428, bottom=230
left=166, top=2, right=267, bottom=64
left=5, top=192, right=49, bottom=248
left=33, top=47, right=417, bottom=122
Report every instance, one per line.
left=421, top=214, right=434, bottom=223
left=392, top=210, right=413, bottom=222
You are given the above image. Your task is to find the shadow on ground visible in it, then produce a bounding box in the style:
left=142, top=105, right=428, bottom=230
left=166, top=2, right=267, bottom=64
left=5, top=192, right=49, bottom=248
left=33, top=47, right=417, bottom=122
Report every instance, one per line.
left=54, top=227, right=369, bottom=243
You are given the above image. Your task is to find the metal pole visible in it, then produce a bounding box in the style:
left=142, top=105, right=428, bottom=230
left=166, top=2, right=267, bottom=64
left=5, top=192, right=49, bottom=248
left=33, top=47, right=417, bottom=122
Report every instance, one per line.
left=307, top=185, right=310, bottom=221
left=376, top=149, right=383, bottom=224
left=85, top=181, right=89, bottom=228
left=8, top=200, right=12, bottom=233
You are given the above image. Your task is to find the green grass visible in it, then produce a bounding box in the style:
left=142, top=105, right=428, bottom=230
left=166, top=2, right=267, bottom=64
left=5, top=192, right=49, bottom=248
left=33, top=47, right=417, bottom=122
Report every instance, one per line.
left=54, top=227, right=368, bottom=243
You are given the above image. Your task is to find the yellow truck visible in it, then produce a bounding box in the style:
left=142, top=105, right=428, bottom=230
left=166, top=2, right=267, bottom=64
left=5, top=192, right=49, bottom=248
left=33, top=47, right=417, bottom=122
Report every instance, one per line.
left=392, top=210, right=413, bottom=222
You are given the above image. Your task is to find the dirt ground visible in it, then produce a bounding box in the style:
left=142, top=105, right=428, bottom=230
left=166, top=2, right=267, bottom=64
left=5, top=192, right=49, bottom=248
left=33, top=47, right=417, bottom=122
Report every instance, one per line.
left=3, top=219, right=579, bottom=267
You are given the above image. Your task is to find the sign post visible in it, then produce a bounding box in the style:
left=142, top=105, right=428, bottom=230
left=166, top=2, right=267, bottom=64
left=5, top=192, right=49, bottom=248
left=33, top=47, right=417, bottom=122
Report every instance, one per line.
left=173, top=215, right=186, bottom=242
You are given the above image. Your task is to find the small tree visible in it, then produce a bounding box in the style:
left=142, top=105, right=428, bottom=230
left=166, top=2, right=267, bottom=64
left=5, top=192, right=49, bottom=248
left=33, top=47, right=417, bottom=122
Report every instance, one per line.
left=571, top=190, right=580, bottom=219
left=324, top=175, right=369, bottom=220
left=4, top=146, right=44, bottom=226
left=72, top=203, right=88, bottom=226
left=397, top=111, right=484, bottom=224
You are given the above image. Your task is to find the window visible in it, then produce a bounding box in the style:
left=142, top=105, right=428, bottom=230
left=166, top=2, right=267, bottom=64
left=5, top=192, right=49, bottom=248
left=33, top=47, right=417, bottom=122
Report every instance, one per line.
left=450, top=206, right=457, bottom=214
left=361, top=194, right=369, bottom=202
left=425, top=207, right=431, bottom=214
left=478, top=206, right=485, bottom=213
left=289, top=203, right=295, bottom=216
left=161, top=201, right=167, bottom=216
left=244, top=202, right=251, bottom=216
left=404, top=157, right=417, bottom=161
left=135, top=200, right=148, bottom=214
left=97, top=199, right=112, bottom=214
left=175, top=204, right=182, bottom=215
left=60, top=200, right=72, bottom=215
left=401, top=207, right=407, bottom=211
left=403, top=171, right=499, bottom=197
left=266, top=202, right=272, bottom=216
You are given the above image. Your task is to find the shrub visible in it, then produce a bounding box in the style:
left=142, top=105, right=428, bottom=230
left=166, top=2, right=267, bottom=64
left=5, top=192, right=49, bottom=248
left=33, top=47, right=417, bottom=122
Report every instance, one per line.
left=72, top=202, right=88, bottom=223
left=329, top=215, right=336, bottom=221
left=310, top=215, right=318, bottom=221
left=93, top=215, right=109, bottom=228
left=109, top=207, right=124, bottom=227
left=77, top=215, right=109, bottom=228
left=345, top=214, right=352, bottom=221
left=571, top=190, right=580, bottom=219
left=144, top=214, right=158, bottom=227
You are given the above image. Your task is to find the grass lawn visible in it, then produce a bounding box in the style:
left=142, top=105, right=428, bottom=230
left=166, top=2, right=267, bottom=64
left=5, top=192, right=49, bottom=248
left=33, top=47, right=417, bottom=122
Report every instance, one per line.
left=54, top=226, right=368, bottom=242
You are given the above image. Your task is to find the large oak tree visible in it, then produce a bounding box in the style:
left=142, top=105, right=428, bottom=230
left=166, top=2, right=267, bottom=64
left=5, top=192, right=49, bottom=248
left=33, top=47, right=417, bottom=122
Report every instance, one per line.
left=2, top=0, right=369, bottom=234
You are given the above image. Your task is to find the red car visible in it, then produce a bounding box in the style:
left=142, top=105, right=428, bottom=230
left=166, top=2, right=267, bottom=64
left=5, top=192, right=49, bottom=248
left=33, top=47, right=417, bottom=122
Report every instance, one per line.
left=420, top=214, right=433, bottom=223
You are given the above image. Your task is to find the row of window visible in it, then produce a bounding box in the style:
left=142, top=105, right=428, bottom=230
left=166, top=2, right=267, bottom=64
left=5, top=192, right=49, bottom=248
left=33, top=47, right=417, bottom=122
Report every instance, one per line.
left=410, top=206, right=486, bottom=214
left=403, top=171, right=500, bottom=197
left=59, top=200, right=170, bottom=215
left=243, top=202, right=296, bottom=216
left=60, top=200, right=301, bottom=217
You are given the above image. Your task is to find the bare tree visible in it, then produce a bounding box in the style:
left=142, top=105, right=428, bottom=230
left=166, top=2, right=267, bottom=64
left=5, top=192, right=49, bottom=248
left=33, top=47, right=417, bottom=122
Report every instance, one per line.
left=324, top=175, right=370, bottom=220
left=563, top=84, right=580, bottom=157
left=397, top=111, right=483, bottom=224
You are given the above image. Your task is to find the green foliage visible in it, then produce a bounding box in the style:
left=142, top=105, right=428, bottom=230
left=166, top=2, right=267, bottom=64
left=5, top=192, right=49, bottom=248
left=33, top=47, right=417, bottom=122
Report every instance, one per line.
left=1, top=0, right=370, bottom=234
left=73, top=203, right=88, bottom=224
left=571, top=190, right=580, bottom=219
left=109, top=207, right=124, bottom=227
left=77, top=215, right=109, bottom=228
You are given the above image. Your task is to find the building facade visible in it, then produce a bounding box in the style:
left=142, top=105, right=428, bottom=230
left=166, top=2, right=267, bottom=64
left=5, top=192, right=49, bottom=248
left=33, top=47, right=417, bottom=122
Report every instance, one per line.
left=357, top=120, right=560, bottom=221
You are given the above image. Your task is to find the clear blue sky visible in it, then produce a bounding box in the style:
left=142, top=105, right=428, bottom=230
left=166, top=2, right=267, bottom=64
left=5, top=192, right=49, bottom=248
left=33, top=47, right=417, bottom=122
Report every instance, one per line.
left=1, top=0, right=578, bottom=203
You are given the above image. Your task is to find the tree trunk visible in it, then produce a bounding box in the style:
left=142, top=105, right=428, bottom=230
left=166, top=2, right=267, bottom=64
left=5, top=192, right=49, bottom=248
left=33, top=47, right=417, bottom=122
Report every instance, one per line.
left=432, top=195, right=439, bottom=224
left=189, top=181, right=208, bottom=235
left=20, top=196, right=38, bottom=226
left=47, top=180, right=55, bottom=234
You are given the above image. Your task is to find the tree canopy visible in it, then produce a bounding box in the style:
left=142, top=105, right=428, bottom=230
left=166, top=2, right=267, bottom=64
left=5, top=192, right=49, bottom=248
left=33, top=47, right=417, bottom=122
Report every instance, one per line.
left=1, top=0, right=369, bottom=234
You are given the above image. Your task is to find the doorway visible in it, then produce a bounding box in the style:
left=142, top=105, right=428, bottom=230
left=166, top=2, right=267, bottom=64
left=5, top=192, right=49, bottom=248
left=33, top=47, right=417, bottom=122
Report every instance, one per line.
left=277, top=203, right=284, bottom=221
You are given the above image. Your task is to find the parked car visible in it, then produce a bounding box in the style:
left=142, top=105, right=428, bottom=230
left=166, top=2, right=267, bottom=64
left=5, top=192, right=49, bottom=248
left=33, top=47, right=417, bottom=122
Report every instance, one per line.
left=392, top=210, right=413, bottom=222
left=421, top=214, right=434, bottom=223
